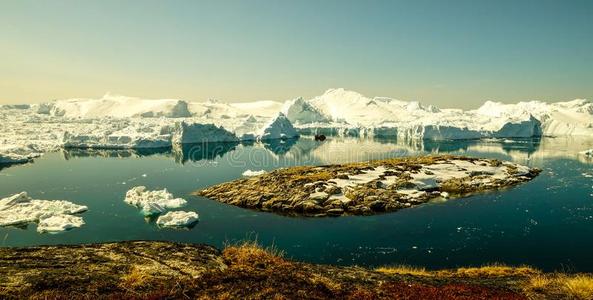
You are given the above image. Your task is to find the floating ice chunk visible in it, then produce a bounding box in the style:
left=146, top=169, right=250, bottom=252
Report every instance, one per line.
left=37, top=215, right=85, bottom=233
left=0, top=192, right=87, bottom=233
left=124, top=186, right=187, bottom=215
left=440, top=192, right=450, bottom=198
left=156, top=211, right=199, bottom=227
left=242, top=169, right=266, bottom=176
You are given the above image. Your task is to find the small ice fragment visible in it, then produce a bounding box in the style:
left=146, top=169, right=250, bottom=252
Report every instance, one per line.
left=124, top=186, right=186, bottom=215
left=141, top=174, right=147, bottom=177
left=440, top=191, right=450, bottom=199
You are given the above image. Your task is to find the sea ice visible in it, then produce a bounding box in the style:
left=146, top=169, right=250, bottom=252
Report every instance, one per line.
left=0, top=192, right=88, bottom=233
left=37, top=214, right=85, bottom=233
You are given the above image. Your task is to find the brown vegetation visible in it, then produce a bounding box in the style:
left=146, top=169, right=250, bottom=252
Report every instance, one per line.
left=1, top=240, right=588, bottom=299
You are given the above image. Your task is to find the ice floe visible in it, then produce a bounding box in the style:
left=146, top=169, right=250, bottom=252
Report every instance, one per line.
left=156, top=211, right=199, bottom=227
left=0, top=192, right=87, bottom=233
left=37, top=214, right=85, bottom=233
left=124, top=186, right=187, bottom=216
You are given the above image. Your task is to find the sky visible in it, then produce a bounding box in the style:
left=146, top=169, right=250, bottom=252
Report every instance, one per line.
left=1, top=0, right=592, bottom=108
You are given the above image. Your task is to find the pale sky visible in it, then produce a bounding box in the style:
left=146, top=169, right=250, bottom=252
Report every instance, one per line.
left=1, top=0, right=592, bottom=108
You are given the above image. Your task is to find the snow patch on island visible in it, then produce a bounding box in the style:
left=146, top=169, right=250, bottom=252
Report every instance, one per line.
left=242, top=169, right=266, bottom=177
left=0, top=192, right=87, bottom=233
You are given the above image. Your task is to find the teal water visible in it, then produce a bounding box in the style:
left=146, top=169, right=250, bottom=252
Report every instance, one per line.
left=1, top=137, right=593, bottom=272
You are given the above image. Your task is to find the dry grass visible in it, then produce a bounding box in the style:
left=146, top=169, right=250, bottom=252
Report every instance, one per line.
left=376, top=263, right=539, bottom=278
left=523, top=273, right=593, bottom=299
left=375, top=265, right=433, bottom=277
left=291, top=170, right=334, bottom=182
left=561, top=274, right=593, bottom=299
left=119, top=266, right=151, bottom=289
left=222, top=240, right=287, bottom=270
left=450, top=264, right=540, bottom=278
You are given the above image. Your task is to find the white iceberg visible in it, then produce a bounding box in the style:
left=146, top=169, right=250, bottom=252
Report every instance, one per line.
left=172, top=122, right=239, bottom=144
left=0, top=192, right=88, bottom=233
left=3, top=88, right=593, bottom=165
left=39, top=93, right=192, bottom=118
left=242, top=169, right=266, bottom=176
left=124, top=186, right=187, bottom=216
left=156, top=211, right=199, bottom=227
left=258, top=113, right=299, bottom=141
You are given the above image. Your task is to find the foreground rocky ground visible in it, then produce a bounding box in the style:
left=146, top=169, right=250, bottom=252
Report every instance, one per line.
left=0, top=241, right=591, bottom=299
left=196, top=155, right=541, bottom=217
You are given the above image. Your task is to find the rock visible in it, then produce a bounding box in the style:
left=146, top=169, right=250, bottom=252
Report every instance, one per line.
left=325, top=185, right=342, bottom=195
left=309, top=192, right=329, bottom=201
left=327, top=208, right=344, bottom=216
left=314, top=134, right=327, bottom=141
left=369, top=200, right=386, bottom=211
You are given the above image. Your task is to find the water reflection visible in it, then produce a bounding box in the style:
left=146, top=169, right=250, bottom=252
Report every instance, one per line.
left=172, top=142, right=239, bottom=164
left=56, top=136, right=593, bottom=165
left=62, top=147, right=170, bottom=159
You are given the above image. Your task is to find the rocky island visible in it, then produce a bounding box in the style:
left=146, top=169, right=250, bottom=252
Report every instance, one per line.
left=196, top=155, right=540, bottom=217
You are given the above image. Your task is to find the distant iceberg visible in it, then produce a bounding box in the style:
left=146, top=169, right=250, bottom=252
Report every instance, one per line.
left=3, top=88, right=593, bottom=162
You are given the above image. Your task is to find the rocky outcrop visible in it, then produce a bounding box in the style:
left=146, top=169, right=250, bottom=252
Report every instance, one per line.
left=195, top=155, right=540, bottom=217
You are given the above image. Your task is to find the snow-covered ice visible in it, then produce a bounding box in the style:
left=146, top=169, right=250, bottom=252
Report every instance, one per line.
left=124, top=186, right=187, bottom=216
left=242, top=169, right=266, bottom=176
left=0, top=192, right=88, bottom=233
left=156, top=211, right=199, bottom=227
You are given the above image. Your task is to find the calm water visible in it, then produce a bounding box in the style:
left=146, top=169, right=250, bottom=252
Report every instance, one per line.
left=2, top=137, right=593, bottom=272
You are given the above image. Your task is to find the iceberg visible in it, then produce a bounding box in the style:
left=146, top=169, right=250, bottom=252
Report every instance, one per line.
left=124, top=186, right=187, bottom=216
left=172, top=122, right=239, bottom=144
left=156, top=211, right=199, bottom=227
left=258, top=113, right=299, bottom=141
left=3, top=88, right=593, bottom=164
left=39, top=94, right=192, bottom=118
left=0, top=192, right=88, bottom=233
